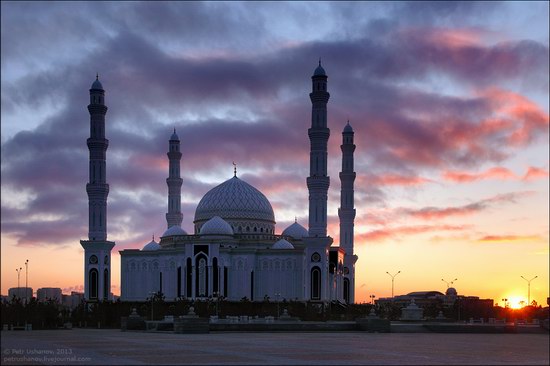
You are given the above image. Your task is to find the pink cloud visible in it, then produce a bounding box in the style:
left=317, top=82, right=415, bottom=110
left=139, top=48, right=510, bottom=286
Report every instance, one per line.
left=443, top=166, right=516, bottom=183
left=522, top=166, right=549, bottom=181
left=358, top=224, right=467, bottom=243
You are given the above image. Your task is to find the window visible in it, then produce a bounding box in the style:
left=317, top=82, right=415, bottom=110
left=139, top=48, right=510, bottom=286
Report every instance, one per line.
left=311, top=267, right=321, bottom=300
left=89, top=269, right=98, bottom=299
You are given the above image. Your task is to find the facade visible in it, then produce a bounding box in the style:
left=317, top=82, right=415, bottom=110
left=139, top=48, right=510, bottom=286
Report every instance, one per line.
left=7, top=287, right=33, bottom=302
left=37, top=287, right=63, bottom=303
left=83, top=63, right=357, bottom=303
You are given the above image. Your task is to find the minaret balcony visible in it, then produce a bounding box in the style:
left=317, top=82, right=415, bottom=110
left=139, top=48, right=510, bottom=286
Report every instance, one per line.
left=86, top=183, right=109, bottom=195
left=87, top=104, right=108, bottom=114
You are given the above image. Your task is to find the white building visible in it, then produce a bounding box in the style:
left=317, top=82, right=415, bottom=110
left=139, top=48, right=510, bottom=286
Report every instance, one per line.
left=37, top=287, right=63, bottom=303
left=7, top=287, right=33, bottom=302
left=83, top=62, right=358, bottom=303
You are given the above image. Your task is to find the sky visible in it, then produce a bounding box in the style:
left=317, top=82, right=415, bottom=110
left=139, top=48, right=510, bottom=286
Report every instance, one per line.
left=1, top=1, right=548, bottom=307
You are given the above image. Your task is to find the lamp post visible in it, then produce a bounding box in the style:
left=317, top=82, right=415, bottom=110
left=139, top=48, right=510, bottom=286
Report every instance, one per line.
left=386, top=271, right=401, bottom=299
left=275, top=292, right=281, bottom=319
left=369, top=294, right=375, bottom=305
left=441, top=278, right=457, bottom=289
left=25, top=260, right=29, bottom=304
left=16, top=267, right=22, bottom=299
left=501, top=298, right=508, bottom=308
left=520, top=275, right=537, bottom=306
left=149, top=292, right=156, bottom=321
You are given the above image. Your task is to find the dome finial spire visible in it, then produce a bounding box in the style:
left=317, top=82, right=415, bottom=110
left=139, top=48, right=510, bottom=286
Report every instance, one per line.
left=319, top=58, right=321, bottom=66
left=233, top=161, right=237, bottom=177
left=295, top=216, right=297, bottom=223
left=96, top=73, right=99, bottom=80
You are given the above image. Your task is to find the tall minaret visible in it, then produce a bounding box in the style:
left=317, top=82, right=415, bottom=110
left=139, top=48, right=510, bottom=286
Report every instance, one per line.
left=339, top=121, right=357, bottom=303
left=307, top=60, right=330, bottom=237
left=166, top=129, right=183, bottom=228
left=81, top=75, right=115, bottom=302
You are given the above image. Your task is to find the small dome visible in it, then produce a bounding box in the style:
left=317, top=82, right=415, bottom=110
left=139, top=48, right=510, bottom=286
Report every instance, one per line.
left=161, top=226, right=187, bottom=237
left=282, top=220, right=308, bottom=239
left=313, top=60, right=326, bottom=76
left=200, top=216, right=234, bottom=237
left=91, top=75, right=103, bottom=90
left=446, top=287, right=457, bottom=296
left=170, top=129, right=179, bottom=141
left=142, top=239, right=161, bottom=251
left=343, top=121, right=353, bottom=133
left=272, top=238, right=294, bottom=250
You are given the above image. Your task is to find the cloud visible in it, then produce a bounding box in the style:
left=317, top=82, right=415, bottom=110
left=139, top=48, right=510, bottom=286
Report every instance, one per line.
left=443, top=166, right=516, bottom=183
left=477, top=235, right=545, bottom=244
left=1, top=2, right=548, bottom=255
left=358, top=224, right=468, bottom=243
left=522, top=166, right=549, bottom=181
left=404, top=191, right=534, bottom=220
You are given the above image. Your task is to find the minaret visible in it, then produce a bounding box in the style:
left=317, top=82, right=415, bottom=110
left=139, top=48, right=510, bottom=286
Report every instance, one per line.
left=81, top=75, right=115, bottom=302
left=307, top=60, right=330, bottom=237
left=166, top=129, right=183, bottom=228
left=339, top=121, right=357, bottom=303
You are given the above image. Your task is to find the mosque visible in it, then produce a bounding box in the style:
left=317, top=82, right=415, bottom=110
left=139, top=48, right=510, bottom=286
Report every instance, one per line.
left=81, top=62, right=358, bottom=304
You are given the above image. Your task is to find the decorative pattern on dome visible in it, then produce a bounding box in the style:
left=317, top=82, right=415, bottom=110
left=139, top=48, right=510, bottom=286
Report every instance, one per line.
left=282, top=221, right=308, bottom=239
left=194, top=176, right=275, bottom=223
left=272, top=238, right=294, bottom=250
left=161, top=226, right=187, bottom=237
left=200, top=216, right=234, bottom=236
left=142, top=239, right=161, bottom=251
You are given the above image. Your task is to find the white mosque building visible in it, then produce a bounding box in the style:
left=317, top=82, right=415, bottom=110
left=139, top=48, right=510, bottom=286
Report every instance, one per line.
left=81, top=62, right=358, bottom=304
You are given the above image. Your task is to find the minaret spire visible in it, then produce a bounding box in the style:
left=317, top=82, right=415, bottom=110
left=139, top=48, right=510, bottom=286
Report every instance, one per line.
left=166, top=129, right=183, bottom=228
left=339, top=120, right=357, bottom=303
left=307, top=60, right=330, bottom=237
left=81, top=75, right=115, bottom=302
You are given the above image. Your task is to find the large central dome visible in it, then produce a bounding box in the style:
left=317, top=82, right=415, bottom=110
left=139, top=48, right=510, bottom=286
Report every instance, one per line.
left=194, top=176, right=276, bottom=235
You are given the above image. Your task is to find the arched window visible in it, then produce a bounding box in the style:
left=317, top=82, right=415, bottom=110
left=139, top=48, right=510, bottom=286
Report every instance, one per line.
left=103, top=269, right=109, bottom=300
left=89, top=269, right=98, bottom=300
left=213, top=257, right=219, bottom=293
left=186, top=258, right=192, bottom=298
left=343, top=278, right=350, bottom=303
left=195, top=254, right=208, bottom=297
left=311, top=266, right=321, bottom=300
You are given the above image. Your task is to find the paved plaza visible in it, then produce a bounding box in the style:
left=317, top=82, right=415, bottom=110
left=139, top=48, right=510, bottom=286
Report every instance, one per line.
left=1, top=329, right=549, bottom=365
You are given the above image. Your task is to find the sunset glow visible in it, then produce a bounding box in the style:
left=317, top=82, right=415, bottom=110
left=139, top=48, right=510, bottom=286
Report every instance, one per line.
left=1, top=2, right=548, bottom=305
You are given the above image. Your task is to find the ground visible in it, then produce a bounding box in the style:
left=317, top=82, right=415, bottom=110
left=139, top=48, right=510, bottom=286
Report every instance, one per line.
left=1, top=329, right=548, bottom=365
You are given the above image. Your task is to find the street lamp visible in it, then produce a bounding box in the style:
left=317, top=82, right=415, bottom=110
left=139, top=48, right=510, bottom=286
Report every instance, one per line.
left=441, top=278, right=457, bottom=289
left=25, top=260, right=29, bottom=303
left=149, top=292, right=156, bottom=320
left=386, top=271, right=401, bottom=298
left=520, top=275, right=537, bottom=306
left=501, top=298, right=508, bottom=308
left=369, top=294, right=375, bottom=305
left=16, top=267, right=22, bottom=299
left=275, top=292, right=281, bottom=319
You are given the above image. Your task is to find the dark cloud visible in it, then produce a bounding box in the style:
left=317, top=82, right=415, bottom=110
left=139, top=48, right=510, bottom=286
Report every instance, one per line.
left=1, top=2, right=548, bottom=250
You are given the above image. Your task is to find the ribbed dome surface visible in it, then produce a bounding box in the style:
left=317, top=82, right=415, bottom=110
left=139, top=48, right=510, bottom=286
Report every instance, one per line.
left=282, top=221, right=308, bottom=239
left=194, top=176, right=275, bottom=224
left=272, top=238, right=295, bottom=249
left=161, top=226, right=187, bottom=237
left=91, top=78, right=103, bottom=90
left=200, top=216, right=234, bottom=236
left=142, top=239, right=161, bottom=251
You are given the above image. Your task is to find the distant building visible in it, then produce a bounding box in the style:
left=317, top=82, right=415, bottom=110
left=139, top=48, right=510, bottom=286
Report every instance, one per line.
left=37, top=287, right=62, bottom=303
left=376, top=287, right=493, bottom=313
left=62, top=291, right=84, bottom=309
left=7, top=287, right=33, bottom=302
